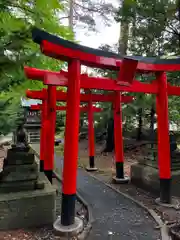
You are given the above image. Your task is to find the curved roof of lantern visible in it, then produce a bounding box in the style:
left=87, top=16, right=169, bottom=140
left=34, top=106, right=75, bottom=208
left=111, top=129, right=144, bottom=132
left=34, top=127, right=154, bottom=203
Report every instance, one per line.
left=21, top=97, right=42, bottom=107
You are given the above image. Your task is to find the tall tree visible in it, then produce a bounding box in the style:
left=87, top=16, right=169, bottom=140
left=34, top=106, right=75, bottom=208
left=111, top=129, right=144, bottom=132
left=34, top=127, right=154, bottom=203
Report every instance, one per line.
left=115, top=0, right=180, bottom=139
left=61, top=0, right=116, bottom=32
left=98, top=0, right=180, bottom=146
left=69, top=0, right=74, bottom=30
left=102, top=0, right=132, bottom=151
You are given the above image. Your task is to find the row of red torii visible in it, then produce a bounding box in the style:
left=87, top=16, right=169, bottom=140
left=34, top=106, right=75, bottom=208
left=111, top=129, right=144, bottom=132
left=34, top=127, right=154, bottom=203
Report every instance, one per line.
left=24, top=27, right=180, bottom=228
left=28, top=89, right=134, bottom=173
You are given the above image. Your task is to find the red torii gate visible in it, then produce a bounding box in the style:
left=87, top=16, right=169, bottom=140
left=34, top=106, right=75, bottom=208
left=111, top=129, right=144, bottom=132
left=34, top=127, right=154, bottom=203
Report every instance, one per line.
left=25, top=27, right=180, bottom=231
left=27, top=88, right=133, bottom=180
left=25, top=66, right=180, bottom=96
left=30, top=101, right=102, bottom=176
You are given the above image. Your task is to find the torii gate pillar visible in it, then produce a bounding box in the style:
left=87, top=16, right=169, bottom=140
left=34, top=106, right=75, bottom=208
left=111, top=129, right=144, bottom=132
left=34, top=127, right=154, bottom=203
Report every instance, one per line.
left=156, top=72, right=171, bottom=204
left=113, top=91, right=129, bottom=183
left=60, top=60, right=82, bottom=227
left=44, top=86, right=57, bottom=183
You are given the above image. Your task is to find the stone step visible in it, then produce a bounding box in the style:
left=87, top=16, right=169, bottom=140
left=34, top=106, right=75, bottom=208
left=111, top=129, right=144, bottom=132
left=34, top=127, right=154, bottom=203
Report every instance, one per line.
left=11, top=145, right=30, bottom=152
left=0, top=173, right=54, bottom=230
left=0, top=178, right=45, bottom=193
left=0, top=180, right=37, bottom=193
left=1, top=162, right=38, bottom=182
left=5, top=149, right=35, bottom=165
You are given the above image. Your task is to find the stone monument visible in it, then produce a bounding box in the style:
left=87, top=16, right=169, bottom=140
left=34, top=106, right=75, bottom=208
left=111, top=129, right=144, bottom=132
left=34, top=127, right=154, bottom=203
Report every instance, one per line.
left=0, top=123, right=56, bottom=230
left=131, top=131, right=180, bottom=197
left=0, top=124, right=42, bottom=192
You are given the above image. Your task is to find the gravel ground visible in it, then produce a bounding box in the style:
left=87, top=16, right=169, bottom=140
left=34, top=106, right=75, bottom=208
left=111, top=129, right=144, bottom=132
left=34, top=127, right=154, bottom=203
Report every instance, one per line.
left=0, top=178, right=87, bottom=240
left=32, top=143, right=161, bottom=239
left=77, top=140, right=180, bottom=226
left=75, top=140, right=180, bottom=238
left=13, top=140, right=180, bottom=238
left=0, top=145, right=87, bottom=240
left=77, top=169, right=160, bottom=240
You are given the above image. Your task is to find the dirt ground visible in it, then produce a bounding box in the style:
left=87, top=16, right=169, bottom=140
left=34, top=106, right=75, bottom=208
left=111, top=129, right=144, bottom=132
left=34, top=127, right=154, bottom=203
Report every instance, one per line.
left=0, top=140, right=180, bottom=238
left=78, top=139, right=139, bottom=176
left=78, top=139, right=180, bottom=232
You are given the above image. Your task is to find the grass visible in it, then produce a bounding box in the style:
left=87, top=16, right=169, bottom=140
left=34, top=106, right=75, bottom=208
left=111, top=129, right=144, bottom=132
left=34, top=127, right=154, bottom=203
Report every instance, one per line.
left=55, top=132, right=64, bottom=140
left=55, top=145, right=64, bottom=155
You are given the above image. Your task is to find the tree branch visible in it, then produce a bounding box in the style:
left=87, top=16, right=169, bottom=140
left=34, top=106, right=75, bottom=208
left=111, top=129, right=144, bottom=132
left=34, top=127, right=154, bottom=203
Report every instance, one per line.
left=59, top=16, right=69, bottom=21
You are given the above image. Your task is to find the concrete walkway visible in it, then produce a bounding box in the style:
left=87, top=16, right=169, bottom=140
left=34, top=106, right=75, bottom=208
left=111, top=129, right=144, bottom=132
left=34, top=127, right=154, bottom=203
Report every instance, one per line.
left=31, top=144, right=161, bottom=240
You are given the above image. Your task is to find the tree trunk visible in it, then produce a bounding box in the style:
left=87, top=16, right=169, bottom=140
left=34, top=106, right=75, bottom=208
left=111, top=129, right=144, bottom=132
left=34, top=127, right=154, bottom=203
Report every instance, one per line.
left=80, top=117, right=84, bottom=128
left=103, top=0, right=129, bottom=153
left=118, top=0, right=130, bottom=54
left=136, top=108, right=143, bottom=141
left=118, top=21, right=129, bottom=54
left=150, top=105, right=155, bottom=133
left=178, top=0, right=180, bottom=48
left=102, top=117, right=114, bottom=153
left=150, top=105, right=155, bottom=150
left=69, top=0, right=74, bottom=31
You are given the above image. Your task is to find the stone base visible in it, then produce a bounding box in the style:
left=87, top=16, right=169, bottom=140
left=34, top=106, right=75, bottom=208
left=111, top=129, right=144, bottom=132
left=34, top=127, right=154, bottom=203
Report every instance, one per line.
left=10, top=145, right=30, bottom=153
left=0, top=180, right=38, bottom=193
left=1, top=162, right=38, bottom=182
left=53, top=216, right=83, bottom=237
left=112, top=176, right=129, bottom=184
left=131, top=163, right=180, bottom=197
left=86, top=166, right=98, bottom=172
left=155, top=197, right=180, bottom=209
left=5, top=149, right=34, bottom=165
left=0, top=172, right=56, bottom=230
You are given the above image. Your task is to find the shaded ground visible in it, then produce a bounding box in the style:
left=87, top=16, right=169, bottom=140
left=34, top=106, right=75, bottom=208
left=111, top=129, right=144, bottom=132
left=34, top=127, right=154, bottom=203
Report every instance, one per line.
left=0, top=145, right=86, bottom=240
left=32, top=143, right=161, bottom=239
left=78, top=139, right=141, bottom=176
left=77, top=140, right=180, bottom=229
left=1, top=138, right=179, bottom=239
left=77, top=169, right=160, bottom=240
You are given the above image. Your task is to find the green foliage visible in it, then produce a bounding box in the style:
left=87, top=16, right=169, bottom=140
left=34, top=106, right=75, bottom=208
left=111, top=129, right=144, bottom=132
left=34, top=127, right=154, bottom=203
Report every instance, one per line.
left=0, top=92, right=22, bottom=134
left=62, top=0, right=116, bottom=31
left=0, top=0, right=74, bottom=134
left=0, top=0, right=73, bottom=90
left=91, top=0, right=180, bottom=136
left=113, top=0, right=180, bottom=133
left=116, top=0, right=179, bottom=56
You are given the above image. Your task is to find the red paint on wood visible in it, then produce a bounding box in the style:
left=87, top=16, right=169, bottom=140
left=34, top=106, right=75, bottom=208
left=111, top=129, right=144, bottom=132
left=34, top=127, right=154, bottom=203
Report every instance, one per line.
left=62, top=60, right=81, bottom=195
left=113, top=92, right=124, bottom=163
left=117, top=58, right=138, bottom=86
left=30, top=104, right=103, bottom=112
left=88, top=94, right=95, bottom=157
left=44, top=86, right=56, bottom=170
left=156, top=72, right=171, bottom=179
left=26, top=88, right=134, bottom=103
left=39, top=40, right=180, bottom=72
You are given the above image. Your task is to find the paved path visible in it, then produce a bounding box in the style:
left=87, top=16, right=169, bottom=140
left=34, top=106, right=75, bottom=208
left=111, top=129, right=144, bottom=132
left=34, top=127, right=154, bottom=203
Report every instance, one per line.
left=31, top=144, right=161, bottom=240
left=77, top=169, right=160, bottom=240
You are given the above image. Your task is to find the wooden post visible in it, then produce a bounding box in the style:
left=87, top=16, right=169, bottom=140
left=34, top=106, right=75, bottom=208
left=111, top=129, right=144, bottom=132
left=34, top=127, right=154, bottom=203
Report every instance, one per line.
left=156, top=72, right=171, bottom=203
left=61, top=60, right=81, bottom=226
left=113, top=91, right=129, bottom=183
